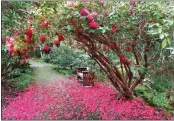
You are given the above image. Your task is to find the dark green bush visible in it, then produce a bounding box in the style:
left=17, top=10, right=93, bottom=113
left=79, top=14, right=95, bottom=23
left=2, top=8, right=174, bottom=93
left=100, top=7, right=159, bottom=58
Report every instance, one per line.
left=1, top=46, right=33, bottom=86
left=34, top=49, right=41, bottom=58
left=8, top=74, right=34, bottom=91
left=151, top=77, right=171, bottom=92
left=134, top=86, right=173, bottom=111
left=152, top=92, right=172, bottom=110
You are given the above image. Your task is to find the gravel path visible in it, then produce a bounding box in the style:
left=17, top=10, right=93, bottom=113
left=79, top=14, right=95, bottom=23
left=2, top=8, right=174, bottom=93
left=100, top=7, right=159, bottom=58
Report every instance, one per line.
left=29, top=58, right=69, bottom=85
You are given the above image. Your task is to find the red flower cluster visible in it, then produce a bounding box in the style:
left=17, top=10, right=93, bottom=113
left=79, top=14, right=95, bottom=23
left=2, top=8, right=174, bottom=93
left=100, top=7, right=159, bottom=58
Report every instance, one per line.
left=43, top=45, right=50, bottom=53
left=79, top=8, right=99, bottom=29
left=25, top=29, right=32, bottom=37
left=40, top=35, right=46, bottom=43
left=89, top=21, right=99, bottom=29
left=24, top=53, right=29, bottom=59
left=26, top=36, right=32, bottom=44
left=58, top=33, right=64, bottom=41
left=25, top=29, right=33, bottom=44
left=87, top=15, right=94, bottom=22
left=120, top=54, right=131, bottom=65
left=80, top=8, right=89, bottom=16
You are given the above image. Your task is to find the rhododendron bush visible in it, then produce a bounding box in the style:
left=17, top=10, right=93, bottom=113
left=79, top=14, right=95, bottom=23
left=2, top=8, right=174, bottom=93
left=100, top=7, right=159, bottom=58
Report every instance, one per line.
left=2, top=79, right=174, bottom=120
left=5, top=1, right=174, bottom=98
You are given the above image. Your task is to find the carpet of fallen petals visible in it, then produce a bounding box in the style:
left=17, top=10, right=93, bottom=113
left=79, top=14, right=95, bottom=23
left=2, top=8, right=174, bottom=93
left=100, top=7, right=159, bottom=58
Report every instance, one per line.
left=2, top=79, right=174, bottom=120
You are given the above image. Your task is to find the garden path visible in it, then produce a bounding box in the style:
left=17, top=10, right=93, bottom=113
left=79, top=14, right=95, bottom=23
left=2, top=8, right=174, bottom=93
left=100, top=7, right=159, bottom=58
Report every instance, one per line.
left=2, top=59, right=173, bottom=120
left=28, top=58, right=69, bottom=85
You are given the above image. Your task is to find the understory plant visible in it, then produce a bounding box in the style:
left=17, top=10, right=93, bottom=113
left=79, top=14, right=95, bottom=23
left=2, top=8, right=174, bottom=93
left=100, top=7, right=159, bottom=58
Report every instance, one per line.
left=4, top=1, right=174, bottom=98
left=1, top=46, right=33, bottom=85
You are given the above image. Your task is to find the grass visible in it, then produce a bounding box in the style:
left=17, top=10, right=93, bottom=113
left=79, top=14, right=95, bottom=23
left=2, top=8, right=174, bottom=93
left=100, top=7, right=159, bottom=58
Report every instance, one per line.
left=8, top=74, right=34, bottom=91
left=51, top=65, right=74, bottom=76
left=58, top=69, right=74, bottom=76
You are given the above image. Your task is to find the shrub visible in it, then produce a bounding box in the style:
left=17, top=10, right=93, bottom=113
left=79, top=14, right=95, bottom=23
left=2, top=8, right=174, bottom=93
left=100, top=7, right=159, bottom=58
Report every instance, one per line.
left=1, top=46, right=32, bottom=84
left=134, top=86, right=173, bottom=111
left=152, top=93, right=172, bottom=110
left=46, top=44, right=97, bottom=70
left=8, top=74, right=34, bottom=91
left=151, top=77, right=171, bottom=92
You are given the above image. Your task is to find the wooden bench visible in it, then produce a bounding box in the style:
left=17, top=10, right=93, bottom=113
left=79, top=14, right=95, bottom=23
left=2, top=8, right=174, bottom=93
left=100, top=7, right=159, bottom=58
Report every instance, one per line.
left=82, top=71, right=95, bottom=86
left=76, top=67, right=88, bottom=81
left=76, top=67, right=95, bottom=86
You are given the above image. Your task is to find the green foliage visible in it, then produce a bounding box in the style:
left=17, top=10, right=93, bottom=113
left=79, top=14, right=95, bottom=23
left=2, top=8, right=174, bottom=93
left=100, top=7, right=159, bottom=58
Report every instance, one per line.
left=58, top=69, right=74, bottom=76
left=34, top=49, right=41, bottom=58
left=151, top=77, right=171, bottom=92
left=45, top=44, right=96, bottom=70
left=1, top=1, right=31, bottom=39
left=94, top=71, right=108, bottom=82
left=134, top=85, right=173, bottom=111
left=8, top=74, right=34, bottom=91
left=42, top=55, right=51, bottom=63
left=1, top=46, right=33, bottom=84
left=152, top=93, right=171, bottom=110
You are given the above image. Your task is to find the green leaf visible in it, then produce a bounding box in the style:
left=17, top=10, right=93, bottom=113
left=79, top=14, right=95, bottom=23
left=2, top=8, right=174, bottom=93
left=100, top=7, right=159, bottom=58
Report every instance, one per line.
left=109, top=11, right=115, bottom=17
left=99, top=26, right=109, bottom=33
left=66, top=25, right=71, bottom=31
left=89, top=29, right=95, bottom=33
left=166, top=38, right=171, bottom=45
left=162, top=38, right=168, bottom=48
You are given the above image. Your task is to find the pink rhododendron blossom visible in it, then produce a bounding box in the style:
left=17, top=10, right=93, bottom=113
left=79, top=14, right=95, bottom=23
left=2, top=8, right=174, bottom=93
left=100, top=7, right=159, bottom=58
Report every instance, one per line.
left=58, top=33, right=64, bottom=41
left=40, top=35, right=46, bottom=43
left=25, top=29, right=32, bottom=37
left=89, top=21, right=99, bottom=29
left=8, top=48, right=14, bottom=53
left=80, top=8, right=89, bottom=16
left=43, top=45, right=50, bottom=52
left=87, top=15, right=94, bottom=22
